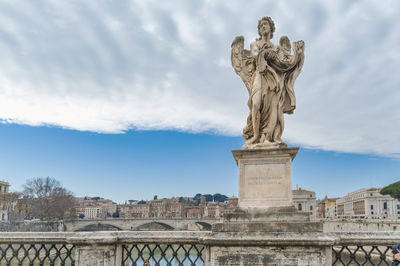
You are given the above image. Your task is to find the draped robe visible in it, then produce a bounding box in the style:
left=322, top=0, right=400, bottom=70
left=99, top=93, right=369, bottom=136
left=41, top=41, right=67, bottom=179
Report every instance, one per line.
left=243, top=40, right=304, bottom=143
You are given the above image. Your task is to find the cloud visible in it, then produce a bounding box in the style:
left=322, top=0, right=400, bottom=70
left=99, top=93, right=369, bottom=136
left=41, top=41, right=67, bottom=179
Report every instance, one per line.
left=0, top=0, right=399, bottom=156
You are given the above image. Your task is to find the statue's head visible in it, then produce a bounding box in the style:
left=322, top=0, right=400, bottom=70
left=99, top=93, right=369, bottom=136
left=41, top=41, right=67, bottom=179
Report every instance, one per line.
left=258, top=16, right=275, bottom=39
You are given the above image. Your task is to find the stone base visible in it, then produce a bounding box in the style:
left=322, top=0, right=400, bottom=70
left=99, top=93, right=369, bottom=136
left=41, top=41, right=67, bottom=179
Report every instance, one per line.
left=208, top=219, right=330, bottom=265
left=224, top=206, right=310, bottom=222
left=212, top=221, right=323, bottom=233
left=232, top=147, right=299, bottom=210
left=242, top=142, right=288, bottom=150
left=207, top=245, right=332, bottom=266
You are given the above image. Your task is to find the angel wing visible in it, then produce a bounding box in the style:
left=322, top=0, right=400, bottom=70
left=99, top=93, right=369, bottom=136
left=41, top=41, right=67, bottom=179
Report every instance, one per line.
left=231, top=36, right=255, bottom=95
left=282, top=40, right=305, bottom=114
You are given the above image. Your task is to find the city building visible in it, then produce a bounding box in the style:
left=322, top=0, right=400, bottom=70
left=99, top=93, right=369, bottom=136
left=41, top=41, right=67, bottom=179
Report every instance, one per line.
left=292, top=187, right=316, bottom=219
left=0, top=181, right=9, bottom=194
left=336, top=188, right=400, bottom=219
left=0, top=181, right=19, bottom=221
left=317, top=196, right=339, bottom=218
left=224, top=196, right=239, bottom=215
left=118, top=196, right=239, bottom=219
left=84, top=207, right=106, bottom=219
left=119, top=203, right=150, bottom=218
left=0, top=181, right=11, bottom=221
left=185, top=206, right=203, bottom=218
left=75, top=196, right=117, bottom=219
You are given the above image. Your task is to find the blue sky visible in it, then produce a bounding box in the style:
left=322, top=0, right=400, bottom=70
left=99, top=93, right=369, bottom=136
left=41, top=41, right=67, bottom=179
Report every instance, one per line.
left=0, top=0, right=399, bottom=202
left=0, top=124, right=398, bottom=203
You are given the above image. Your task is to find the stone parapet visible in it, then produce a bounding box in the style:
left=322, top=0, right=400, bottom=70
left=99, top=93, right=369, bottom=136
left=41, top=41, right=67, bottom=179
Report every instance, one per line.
left=212, top=221, right=323, bottom=233
left=224, top=206, right=309, bottom=222
left=1, top=231, right=400, bottom=265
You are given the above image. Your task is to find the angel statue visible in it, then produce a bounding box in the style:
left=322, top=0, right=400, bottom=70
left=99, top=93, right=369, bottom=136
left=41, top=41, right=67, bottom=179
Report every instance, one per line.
left=231, top=16, right=305, bottom=149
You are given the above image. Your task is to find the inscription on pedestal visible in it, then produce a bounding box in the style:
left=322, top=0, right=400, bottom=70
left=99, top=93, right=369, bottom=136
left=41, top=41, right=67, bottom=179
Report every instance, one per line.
left=243, top=163, right=288, bottom=199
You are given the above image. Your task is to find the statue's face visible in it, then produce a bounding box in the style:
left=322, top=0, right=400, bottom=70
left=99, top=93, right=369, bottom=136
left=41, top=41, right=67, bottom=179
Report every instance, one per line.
left=259, top=20, right=271, bottom=36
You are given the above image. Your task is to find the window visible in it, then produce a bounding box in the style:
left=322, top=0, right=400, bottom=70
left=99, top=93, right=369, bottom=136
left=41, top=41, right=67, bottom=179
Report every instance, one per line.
left=310, top=206, right=313, bottom=211
left=371, top=212, right=374, bottom=215
left=384, top=202, right=388, bottom=210
left=397, top=204, right=400, bottom=209
left=298, top=203, right=302, bottom=211
left=310, top=194, right=313, bottom=197
left=370, top=193, right=373, bottom=196
left=371, top=205, right=374, bottom=210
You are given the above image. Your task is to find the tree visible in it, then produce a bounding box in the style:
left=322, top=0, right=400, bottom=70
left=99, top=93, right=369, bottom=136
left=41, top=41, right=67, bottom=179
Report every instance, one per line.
left=203, top=194, right=213, bottom=202
left=213, top=193, right=228, bottom=203
left=381, top=181, right=400, bottom=200
left=22, top=177, right=75, bottom=220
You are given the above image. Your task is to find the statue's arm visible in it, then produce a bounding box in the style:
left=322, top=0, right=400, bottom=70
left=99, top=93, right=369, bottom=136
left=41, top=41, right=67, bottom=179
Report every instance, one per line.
left=270, top=41, right=304, bottom=71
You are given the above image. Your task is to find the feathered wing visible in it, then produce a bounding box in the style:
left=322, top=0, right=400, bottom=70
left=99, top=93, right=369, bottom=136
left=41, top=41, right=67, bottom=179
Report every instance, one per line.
left=231, top=36, right=255, bottom=95
left=282, top=40, right=305, bottom=114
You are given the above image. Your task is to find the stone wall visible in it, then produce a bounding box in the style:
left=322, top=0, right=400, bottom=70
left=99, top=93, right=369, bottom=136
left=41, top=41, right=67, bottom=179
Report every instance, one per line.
left=0, top=221, right=62, bottom=232
left=322, top=219, right=400, bottom=232
left=1, top=231, right=399, bottom=265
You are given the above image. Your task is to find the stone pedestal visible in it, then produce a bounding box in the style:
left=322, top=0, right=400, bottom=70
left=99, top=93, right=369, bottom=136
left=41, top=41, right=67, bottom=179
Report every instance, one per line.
left=208, top=220, right=332, bottom=265
left=68, top=233, right=119, bottom=266
left=204, top=147, right=334, bottom=265
left=75, top=245, right=117, bottom=266
left=232, top=147, right=299, bottom=211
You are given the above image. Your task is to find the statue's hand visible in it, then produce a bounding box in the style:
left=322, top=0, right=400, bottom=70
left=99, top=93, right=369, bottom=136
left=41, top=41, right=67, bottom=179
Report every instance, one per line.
left=295, top=40, right=305, bottom=53
left=264, top=50, right=277, bottom=60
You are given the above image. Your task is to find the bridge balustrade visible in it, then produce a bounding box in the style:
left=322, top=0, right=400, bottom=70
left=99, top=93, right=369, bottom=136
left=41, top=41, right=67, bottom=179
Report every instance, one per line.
left=0, top=231, right=399, bottom=265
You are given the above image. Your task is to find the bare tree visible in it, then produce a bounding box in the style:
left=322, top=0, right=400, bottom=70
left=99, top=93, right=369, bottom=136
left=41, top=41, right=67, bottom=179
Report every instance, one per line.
left=22, top=177, right=75, bottom=220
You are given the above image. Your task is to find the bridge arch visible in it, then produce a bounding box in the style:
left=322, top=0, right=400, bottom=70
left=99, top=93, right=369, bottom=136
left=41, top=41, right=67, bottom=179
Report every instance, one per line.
left=194, top=221, right=212, bottom=231
left=75, top=223, right=122, bottom=232
left=133, top=221, right=175, bottom=231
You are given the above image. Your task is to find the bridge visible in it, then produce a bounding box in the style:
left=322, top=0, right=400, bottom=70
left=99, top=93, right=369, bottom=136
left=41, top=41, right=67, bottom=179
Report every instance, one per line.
left=62, top=217, right=219, bottom=232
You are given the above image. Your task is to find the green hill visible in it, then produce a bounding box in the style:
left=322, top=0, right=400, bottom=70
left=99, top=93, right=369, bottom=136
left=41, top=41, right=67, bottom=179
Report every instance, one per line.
left=380, top=181, right=400, bottom=200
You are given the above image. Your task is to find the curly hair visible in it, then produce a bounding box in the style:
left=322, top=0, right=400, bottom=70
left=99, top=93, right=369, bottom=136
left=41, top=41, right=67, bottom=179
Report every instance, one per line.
left=258, top=16, right=275, bottom=39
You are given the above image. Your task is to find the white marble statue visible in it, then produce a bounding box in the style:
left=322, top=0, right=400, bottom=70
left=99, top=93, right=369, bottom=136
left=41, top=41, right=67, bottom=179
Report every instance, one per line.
left=231, top=16, right=305, bottom=149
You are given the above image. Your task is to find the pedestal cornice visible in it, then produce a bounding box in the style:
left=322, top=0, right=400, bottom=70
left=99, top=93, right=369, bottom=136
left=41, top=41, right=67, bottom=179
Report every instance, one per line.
left=232, top=147, right=299, bottom=165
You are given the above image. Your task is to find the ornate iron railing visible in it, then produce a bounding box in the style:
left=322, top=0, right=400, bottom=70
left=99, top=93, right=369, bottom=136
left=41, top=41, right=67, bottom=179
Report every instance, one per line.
left=121, top=243, right=204, bottom=266
left=332, top=245, right=392, bottom=265
left=332, top=232, right=400, bottom=266
left=0, top=243, right=75, bottom=266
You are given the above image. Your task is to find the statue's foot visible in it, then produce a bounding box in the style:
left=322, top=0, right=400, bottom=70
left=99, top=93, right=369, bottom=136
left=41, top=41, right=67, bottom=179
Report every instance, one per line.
left=263, top=139, right=273, bottom=144
left=259, top=134, right=266, bottom=143
left=246, top=136, right=259, bottom=144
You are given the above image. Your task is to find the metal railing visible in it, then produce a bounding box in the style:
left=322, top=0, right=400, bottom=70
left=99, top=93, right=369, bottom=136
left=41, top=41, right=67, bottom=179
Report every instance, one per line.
left=0, top=231, right=399, bottom=265
left=121, top=243, right=204, bottom=265
left=0, top=231, right=206, bottom=266
left=332, top=232, right=400, bottom=265
left=0, top=243, right=75, bottom=265
left=332, top=245, right=392, bottom=265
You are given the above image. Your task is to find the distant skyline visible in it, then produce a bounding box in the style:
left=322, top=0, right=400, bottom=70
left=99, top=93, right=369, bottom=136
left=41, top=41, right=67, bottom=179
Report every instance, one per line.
left=0, top=1, right=399, bottom=202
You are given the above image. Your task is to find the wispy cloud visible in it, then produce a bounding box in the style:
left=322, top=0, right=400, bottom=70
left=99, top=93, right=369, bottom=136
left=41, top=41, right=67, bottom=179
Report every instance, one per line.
left=0, top=0, right=399, bottom=156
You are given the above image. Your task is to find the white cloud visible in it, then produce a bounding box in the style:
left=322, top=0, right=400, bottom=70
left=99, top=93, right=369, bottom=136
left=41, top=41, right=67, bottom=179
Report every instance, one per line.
left=0, top=0, right=399, bottom=156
